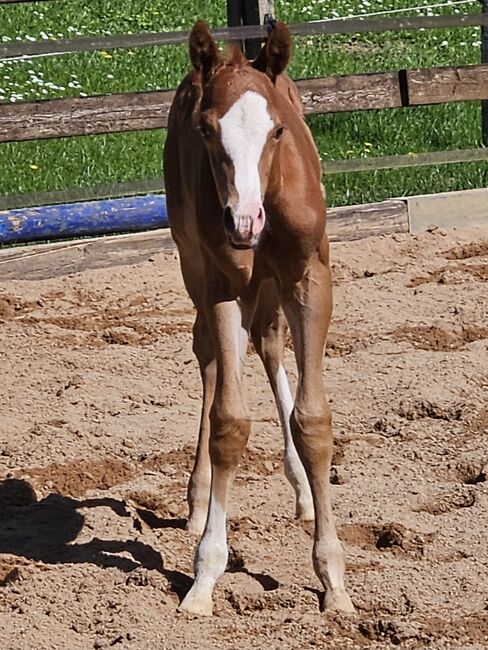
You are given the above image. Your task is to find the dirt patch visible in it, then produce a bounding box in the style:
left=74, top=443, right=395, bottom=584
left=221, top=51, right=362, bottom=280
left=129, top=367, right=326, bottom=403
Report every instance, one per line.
left=0, top=293, right=38, bottom=320
left=325, top=330, right=363, bottom=357
left=0, top=559, right=22, bottom=588
left=339, top=522, right=429, bottom=555
left=443, top=240, right=488, bottom=259
left=391, top=323, right=488, bottom=351
left=408, top=262, right=488, bottom=286
left=395, top=398, right=465, bottom=421
left=141, top=445, right=194, bottom=475
left=238, top=448, right=282, bottom=478
left=20, top=458, right=136, bottom=498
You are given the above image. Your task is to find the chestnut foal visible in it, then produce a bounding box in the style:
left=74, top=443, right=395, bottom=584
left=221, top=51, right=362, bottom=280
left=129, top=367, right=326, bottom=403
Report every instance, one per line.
left=163, top=20, right=354, bottom=616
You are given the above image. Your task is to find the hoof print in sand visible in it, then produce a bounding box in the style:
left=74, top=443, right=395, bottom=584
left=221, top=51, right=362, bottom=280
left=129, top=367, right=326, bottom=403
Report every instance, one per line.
left=395, top=399, right=464, bottom=422
left=359, top=619, right=424, bottom=645
left=416, top=488, right=476, bottom=515
left=339, top=522, right=429, bottom=556
left=453, top=460, right=487, bottom=485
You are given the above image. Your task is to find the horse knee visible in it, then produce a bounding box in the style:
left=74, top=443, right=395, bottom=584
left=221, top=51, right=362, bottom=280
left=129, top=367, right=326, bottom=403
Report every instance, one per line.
left=290, top=406, right=333, bottom=467
left=209, top=415, right=251, bottom=469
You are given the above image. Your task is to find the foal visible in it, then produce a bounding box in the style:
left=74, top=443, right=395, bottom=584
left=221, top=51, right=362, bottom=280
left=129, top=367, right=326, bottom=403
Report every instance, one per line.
left=163, top=20, right=354, bottom=616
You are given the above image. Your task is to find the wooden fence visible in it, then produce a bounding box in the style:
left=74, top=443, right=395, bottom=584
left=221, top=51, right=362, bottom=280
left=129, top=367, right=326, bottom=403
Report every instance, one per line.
left=0, top=0, right=487, bottom=223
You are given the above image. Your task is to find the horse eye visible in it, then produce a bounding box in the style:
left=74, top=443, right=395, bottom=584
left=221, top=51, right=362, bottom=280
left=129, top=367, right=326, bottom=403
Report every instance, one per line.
left=273, top=126, right=284, bottom=141
left=199, top=123, right=212, bottom=138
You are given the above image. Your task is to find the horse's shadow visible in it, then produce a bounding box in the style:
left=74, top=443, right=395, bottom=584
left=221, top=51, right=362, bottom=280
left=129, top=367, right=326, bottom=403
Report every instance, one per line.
left=0, top=477, right=192, bottom=599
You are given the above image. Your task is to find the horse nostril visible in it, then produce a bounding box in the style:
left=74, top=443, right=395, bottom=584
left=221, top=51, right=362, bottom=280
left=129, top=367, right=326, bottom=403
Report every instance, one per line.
left=223, top=206, right=235, bottom=233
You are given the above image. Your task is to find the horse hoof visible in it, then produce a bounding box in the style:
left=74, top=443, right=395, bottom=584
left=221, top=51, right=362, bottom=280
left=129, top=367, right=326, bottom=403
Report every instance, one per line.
left=178, top=591, right=213, bottom=616
left=295, top=502, right=315, bottom=522
left=325, top=589, right=356, bottom=613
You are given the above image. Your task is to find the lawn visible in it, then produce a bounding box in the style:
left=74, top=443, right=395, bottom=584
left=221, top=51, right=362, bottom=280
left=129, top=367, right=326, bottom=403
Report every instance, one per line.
left=0, top=0, right=486, bottom=207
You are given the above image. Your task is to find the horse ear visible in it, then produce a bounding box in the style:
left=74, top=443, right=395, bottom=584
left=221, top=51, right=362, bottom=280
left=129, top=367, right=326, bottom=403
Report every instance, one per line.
left=252, top=22, right=291, bottom=82
left=189, top=20, right=222, bottom=83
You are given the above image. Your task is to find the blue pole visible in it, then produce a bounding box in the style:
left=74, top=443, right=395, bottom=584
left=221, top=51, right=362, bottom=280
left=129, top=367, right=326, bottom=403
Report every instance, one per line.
left=0, top=194, right=168, bottom=245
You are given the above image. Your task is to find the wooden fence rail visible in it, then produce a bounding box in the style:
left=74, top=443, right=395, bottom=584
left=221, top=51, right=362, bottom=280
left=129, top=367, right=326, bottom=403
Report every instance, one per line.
left=2, top=146, right=488, bottom=212
left=2, top=13, right=488, bottom=60
left=1, top=64, right=487, bottom=143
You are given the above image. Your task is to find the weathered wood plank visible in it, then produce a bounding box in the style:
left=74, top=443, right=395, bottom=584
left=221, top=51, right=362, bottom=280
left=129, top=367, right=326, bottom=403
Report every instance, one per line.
left=299, top=72, right=401, bottom=114
left=0, top=90, right=175, bottom=142
left=0, top=230, right=175, bottom=281
left=327, top=200, right=408, bottom=242
left=408, top=188, right=488, bottom=233
left=408, top=64, right=488, bottom=105
left=322, top=147, right=488, bottom=174
left=1, top=64, right=487, bottom=143
left=2, top=14, right=488, bottom=59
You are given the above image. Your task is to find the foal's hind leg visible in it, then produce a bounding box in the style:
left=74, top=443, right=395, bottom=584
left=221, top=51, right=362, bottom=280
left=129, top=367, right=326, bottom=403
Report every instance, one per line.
left=186, top=310, right=216, bottom=535
left=251, top=279, right=313, bottom=520
left=282, top=251, right=354, bottom=613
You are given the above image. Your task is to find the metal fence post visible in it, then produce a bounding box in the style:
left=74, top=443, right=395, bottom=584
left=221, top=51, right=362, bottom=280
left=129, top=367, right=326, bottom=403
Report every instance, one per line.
left=226, top=0, right=275, bottom=59
left=482, top=0, right=488, bottom=145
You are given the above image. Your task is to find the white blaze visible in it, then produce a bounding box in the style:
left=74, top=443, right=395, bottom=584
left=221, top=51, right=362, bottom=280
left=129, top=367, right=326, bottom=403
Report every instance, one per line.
left=219, top=91, right=273, bottom=210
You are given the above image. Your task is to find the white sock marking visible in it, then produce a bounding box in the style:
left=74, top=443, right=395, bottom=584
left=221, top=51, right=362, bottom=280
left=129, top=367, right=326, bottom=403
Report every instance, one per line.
left=276, top=365, right=313, bottom=513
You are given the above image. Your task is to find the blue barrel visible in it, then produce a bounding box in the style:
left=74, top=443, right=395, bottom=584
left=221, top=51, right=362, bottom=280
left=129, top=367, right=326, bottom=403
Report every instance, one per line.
left=0, top=194, right=168, bottom=245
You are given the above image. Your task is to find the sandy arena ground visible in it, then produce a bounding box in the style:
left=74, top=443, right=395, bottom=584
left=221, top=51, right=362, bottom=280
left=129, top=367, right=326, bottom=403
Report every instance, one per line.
left=0, top=226, right=487, bottom=649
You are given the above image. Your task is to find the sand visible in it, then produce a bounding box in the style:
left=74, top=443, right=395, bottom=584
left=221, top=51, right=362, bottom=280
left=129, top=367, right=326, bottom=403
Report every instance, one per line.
left=0, top=226, right=487, bottom=649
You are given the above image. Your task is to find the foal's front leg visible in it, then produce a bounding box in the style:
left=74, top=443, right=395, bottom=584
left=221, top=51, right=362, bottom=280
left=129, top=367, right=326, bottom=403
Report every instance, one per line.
left=186, top=311, right=216, bottom=535
left=283, top=252, right=355, bottom=613
left=179, top=297, right=250, bottom=616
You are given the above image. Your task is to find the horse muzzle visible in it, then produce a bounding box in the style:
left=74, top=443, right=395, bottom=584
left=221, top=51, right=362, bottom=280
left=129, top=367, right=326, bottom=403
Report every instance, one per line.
left=223, top=204, right=265, bottom=249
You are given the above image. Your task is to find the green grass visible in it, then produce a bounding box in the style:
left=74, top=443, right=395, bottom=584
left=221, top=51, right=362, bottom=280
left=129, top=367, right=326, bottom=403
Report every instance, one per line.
left=0, top=0, right=487, bottom=207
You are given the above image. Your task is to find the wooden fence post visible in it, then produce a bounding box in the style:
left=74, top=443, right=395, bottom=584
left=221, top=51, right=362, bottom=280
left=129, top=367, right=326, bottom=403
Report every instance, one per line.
left=226, top=0, right=275, bottom=59
left=226, top=0, right=244, bottom=50
left=482, top=0, right=488, bottom=145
